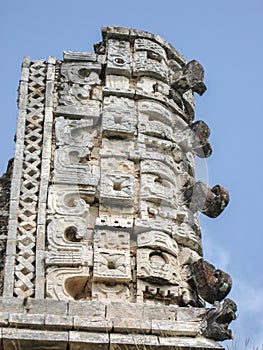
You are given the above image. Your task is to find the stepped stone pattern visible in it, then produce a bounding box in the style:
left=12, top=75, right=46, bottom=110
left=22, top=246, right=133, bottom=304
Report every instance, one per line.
left=0, top=26, right=236, bottom=349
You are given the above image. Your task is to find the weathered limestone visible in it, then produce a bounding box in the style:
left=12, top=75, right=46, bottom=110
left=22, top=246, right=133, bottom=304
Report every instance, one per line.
left=0, top=159, right=13, bottom=295
left=0, top=26, right=236, bottom=349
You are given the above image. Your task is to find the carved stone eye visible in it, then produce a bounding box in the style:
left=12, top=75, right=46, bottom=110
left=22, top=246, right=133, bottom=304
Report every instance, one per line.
left=213, top=270, right=221, bottom=281
left=114, top=57, right=125, bottom=65
left=147, top=51, right=162, bottom=62
left=113, top=181, right=122, bottom=191
left=108, top=261, right=116, bottom=270
left=78, top=68, right=90, bottom=78
left=149, top=251, right=167, bottom=265
left=65, top=276, right=90, bottom=300
left=154, top=176, right=163, bottom=185
left=64, top=226, right=81, bottom=242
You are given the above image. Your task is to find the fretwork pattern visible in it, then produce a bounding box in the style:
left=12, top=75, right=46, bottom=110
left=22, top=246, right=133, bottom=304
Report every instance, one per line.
left=14, top=60, right=47, bottom=297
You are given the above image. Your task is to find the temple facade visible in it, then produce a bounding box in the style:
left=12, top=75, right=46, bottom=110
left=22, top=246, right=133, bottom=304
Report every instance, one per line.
left=0, top=26, right=236, bottom=349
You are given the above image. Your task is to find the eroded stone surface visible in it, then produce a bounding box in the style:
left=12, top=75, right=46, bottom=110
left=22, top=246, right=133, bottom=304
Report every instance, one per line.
left=0, top=159, right=13, bottom=295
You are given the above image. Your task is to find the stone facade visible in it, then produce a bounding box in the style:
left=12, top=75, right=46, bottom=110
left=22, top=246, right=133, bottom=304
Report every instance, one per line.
left=0, top=26, right=236, bottom=349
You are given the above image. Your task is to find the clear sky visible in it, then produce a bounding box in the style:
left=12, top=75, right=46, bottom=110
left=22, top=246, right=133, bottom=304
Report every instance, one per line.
left=0, top=0, right=263, bottom=348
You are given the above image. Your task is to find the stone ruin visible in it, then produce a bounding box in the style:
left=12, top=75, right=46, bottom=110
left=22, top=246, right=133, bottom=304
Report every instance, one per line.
left=0, top=26, right=237, bottom=349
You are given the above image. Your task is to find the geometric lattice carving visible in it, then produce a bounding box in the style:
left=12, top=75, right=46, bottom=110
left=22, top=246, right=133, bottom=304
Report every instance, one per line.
left=14, top=60, right=47, bottom=298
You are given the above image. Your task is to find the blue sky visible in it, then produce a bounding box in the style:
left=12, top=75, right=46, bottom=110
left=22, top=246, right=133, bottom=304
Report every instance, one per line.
left=0, top=0, right=263, bottom=347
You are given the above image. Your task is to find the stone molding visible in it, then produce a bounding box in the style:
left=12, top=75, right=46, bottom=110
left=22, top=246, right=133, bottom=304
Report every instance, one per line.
left=0, top=298, right=224, bottom=350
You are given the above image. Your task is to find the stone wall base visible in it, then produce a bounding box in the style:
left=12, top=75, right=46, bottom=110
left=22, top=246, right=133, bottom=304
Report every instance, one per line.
left=0, top=297, right=224, bottom=350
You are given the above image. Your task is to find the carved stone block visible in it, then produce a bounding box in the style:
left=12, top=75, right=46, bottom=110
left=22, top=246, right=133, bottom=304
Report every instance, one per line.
left=137, top=279, right=179, bottom=304
left=137, top=231, right=178, bottom=257
left=63, top=51, right=97, bottom=62
left=48, top=185, right=94, bottom=216
left=171, top=60, right=207, bottom=96
left=3, top=329, right=68, bottom=350
left=138, top=100, right=173, bottom=140
left=46, top=216, right=92, bottom=266
left=105, top=75, right=130, bottom=89
left=53, top=145, right=99, bottom=185
left=138, top=118, right=173, bottom=142
left=110, top=333, right=159, bottom=349
left=136, top=134, right=176, bottom=156
left=137, top=248, right=180, bottom=285
left=68, top=300, right=106, bottom=320
left=93, top=229, right=131, bottom=282
left=172, top=222, right=202, bottom=254
left=61, top=62, right=101, bottom=84
left=95, top=216, right=133, bottom=229
left=55, top=116, right=100, bottom=149
left=46, top=266, right=90, bottom=301
left=141, top=159, right=178, bottom=183
left=99, top=203, right=135, bottom=218
left=183, top=181, right=229, bottom=218
left=56, top=97, right=101, bottom=119
left=92, top=282, right=130, bottom=301
left=100, top=158, right=134, bottom=206
left=139, top=99, right=173, bottom=124
left=134, top=217, right=173, bottom=237
left=57, top=62, right=102, bottom=117
left=59, top=83, right=91, bottom=105
left=139, top=202, right=178, bottom=222
left=101, top=138, right=134, bottom=158
left=151, top=319, right=200, bottom=336
left=100, top=173, right=134, bottom=205
left=69, top=331, right=109, bottom=350
left=140, top=172, right=177, bottom=206
left=136, top=77, right=170, bottom=96
left=106, top=39, right=131, bottom=77
left=134, top=38, right=167, bottom=61
left=133, top=51, right=169, bottom=82
left=102, top=95, right=135, bottom=137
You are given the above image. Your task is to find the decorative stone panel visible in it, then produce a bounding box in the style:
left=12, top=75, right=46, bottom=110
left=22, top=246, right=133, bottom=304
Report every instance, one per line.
left=102, top=95, right=135, bottom=137
left=93, top=229, right=131, bottom=282
left=137, top=248, right=180, bottom=285
left=106, top=39, right=131, bottom=77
